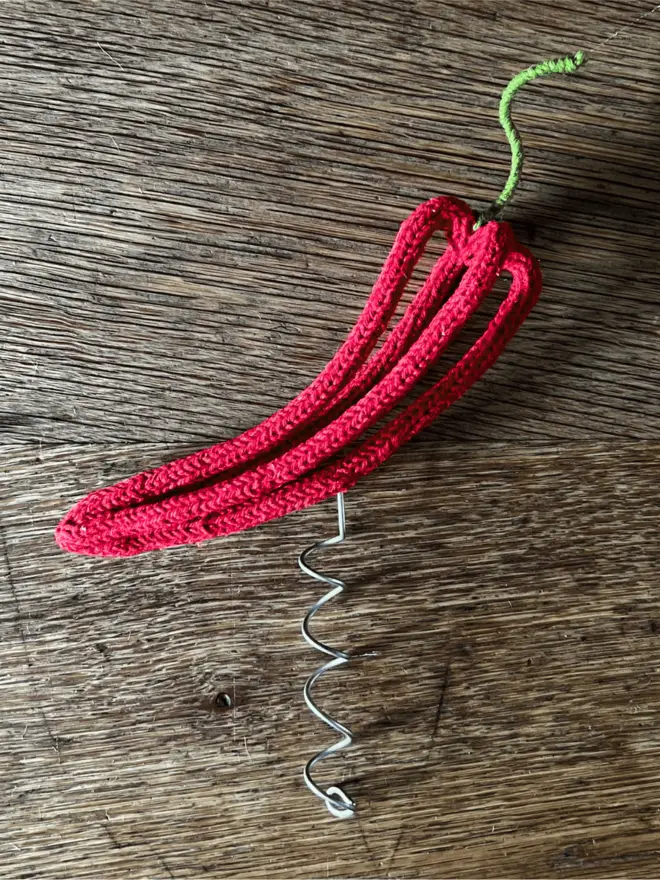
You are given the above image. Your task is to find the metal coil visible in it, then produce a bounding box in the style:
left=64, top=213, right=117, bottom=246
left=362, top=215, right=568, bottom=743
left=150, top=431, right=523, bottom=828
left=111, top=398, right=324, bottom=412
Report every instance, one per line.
left=298, top=493, right=356, bottom=819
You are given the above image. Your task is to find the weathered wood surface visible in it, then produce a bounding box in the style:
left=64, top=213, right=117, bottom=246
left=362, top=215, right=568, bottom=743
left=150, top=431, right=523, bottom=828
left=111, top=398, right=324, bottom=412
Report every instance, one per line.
left=0, top=0, right=658, bottom=443
left=2, top=441, right=660, bottom=879
left=1, top=0, right=660, bottom=878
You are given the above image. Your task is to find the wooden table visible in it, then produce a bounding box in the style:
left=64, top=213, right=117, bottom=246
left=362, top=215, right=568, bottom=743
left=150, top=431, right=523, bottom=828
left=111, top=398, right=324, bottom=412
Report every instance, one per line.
left=1, top=2, right=659, bottom=877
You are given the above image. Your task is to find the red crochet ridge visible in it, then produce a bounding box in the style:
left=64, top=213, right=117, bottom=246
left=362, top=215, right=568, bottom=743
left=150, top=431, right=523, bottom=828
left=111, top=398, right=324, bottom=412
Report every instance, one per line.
left=55, top=196, right=542, bottom=557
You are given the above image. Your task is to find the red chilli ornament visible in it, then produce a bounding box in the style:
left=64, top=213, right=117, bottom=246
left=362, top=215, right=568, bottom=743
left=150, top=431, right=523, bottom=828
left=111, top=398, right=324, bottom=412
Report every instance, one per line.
left=55, top=54, right=585, bottom=559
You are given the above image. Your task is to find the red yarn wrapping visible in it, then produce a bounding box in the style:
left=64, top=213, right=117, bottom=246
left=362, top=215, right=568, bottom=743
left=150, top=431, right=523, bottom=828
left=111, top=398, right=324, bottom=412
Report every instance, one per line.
left=56, top=196, right=541, bottom=557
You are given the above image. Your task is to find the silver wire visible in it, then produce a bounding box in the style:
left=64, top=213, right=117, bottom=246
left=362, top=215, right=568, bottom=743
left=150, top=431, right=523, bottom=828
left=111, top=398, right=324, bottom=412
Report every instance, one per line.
left=298, top=492, right=356, bottom=819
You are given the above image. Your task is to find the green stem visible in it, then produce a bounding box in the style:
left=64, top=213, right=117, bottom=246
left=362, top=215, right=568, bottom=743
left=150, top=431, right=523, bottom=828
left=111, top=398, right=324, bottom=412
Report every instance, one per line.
left=475, top=51, right=586, bottom=228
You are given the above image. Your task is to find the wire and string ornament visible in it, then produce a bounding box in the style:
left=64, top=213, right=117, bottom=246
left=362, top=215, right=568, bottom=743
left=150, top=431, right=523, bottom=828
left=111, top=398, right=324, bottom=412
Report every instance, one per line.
left=56, top=53, right=587, bottom=817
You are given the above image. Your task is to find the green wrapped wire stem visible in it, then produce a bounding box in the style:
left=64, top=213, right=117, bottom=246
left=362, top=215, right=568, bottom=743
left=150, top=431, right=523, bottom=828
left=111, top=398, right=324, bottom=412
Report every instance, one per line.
left=475, top=51, right=586, bottom=228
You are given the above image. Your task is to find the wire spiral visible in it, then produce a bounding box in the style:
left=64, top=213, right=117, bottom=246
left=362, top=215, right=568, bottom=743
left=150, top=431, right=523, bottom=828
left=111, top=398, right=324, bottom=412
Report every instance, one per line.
left=298, top=492, right=356, bottom=819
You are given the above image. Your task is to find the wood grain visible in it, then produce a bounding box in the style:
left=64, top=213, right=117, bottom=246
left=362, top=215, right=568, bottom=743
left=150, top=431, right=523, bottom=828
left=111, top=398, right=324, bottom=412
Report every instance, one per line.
left=2, top=0, right=660, bottom=877
left=2, top=440, right=659, bottom=879
left=0, top=0, right=657, bottom=443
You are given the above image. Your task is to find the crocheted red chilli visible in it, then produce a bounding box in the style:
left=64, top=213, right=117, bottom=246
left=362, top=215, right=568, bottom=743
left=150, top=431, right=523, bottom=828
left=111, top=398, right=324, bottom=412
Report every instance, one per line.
left=55, top=196, right=541, bottom=557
